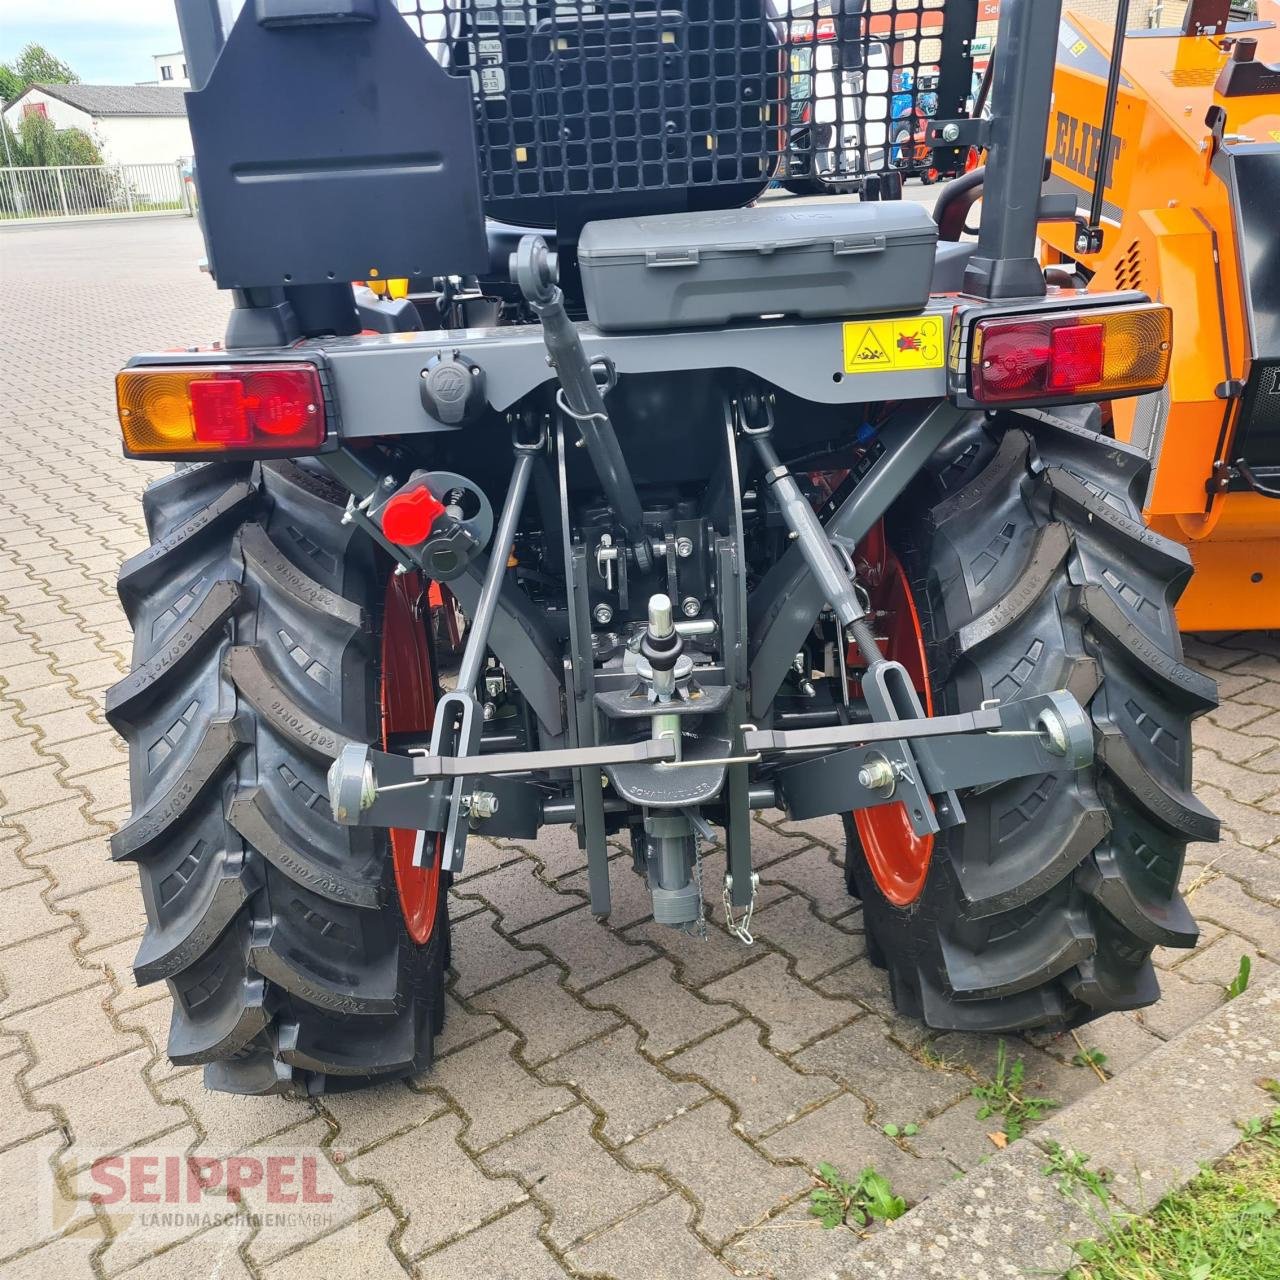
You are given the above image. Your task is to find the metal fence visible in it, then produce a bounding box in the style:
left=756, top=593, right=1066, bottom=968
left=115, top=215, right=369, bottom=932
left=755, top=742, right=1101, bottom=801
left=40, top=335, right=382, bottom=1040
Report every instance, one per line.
left=0, top=162, right=196, bottom=221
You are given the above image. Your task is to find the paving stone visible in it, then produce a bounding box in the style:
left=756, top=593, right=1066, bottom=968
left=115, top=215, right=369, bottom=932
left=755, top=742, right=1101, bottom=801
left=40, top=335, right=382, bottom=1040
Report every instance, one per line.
left=927, top=1031, right=1096, bottom=1113
left=1175, top=932, right=1275, bottom=988
left=794, top=1019, right=971, bottom=1120
left=701, top=953, right=856, bottom=1054
left=764, top=811, right=848, bottom=850
left=759, top=1091, right=956, bottom=1208
left=538, top=1026, right=708, bottom=1146
left=417, top=1203, right=566, bottom=1278
left=0, top=762, right=71, bottom=816
left=748, top=894, right=863, bottom=980
left=424, top=1030, right=576, bottom=1151
left=621, top=1098, right=808, bottom=1247
left=429, top=993, right=501, bottom=1060
left=160, top=1066, right=315, bottom=1153
left=36, top=837, right=134, bottom=903
left=450, top=835, right=524, bottom=883
left=0, top=874, right=63, bottom=945
left=583, top=957, right=736, bottom=1059
left=47, top=729, right=127, bottom=780
left=473, top=964, right=620, bottom=1067
left=1187, top=873, right=1280, bottom=948
left=758, top=842, right=861, bottom=921
left=0, top=1050, right=60, bottom=1150
left=447, top=909, right=543, bottom=999
left=560, top=856, right=655, bottom=928
left=1205, top=698, right=1274, bottom=731
left=35, top=1049, right=186, bottom=1168
left=665, top=1020, right=839, bottom=1138
left=0, top=1133, right=99, bottom=1262
left=0, top=836, right=43, bottom=891
left=0, top=926, right=104, bottom=1013
left=29, top=705, right=104, bottom=747
left=3, top=1220, right=106, bottom=1279
left=239, top=1119, right=382, bottom=1266
left=453, top=860, right=586, bottom=934
left=5, top=984, right=144, bottom=1087
left=747, top=816, right=816, bottom=866
left=1193, top=717, right=1276, bottom=765
left=521, top=909, right=656, bottom=993
left=626, top=915, right=763, bottom=988
left=482, top=1105, right=664, bottom=1249
left=108, top=1222, right=262, bottom=1280
left=262, top=1209, right=406, bottom=1280
left=1210, top=841, right=1280, bottom=905
left=1193, top=747, right=1280, bottom=805
left=1134, top=968, right=1231, bottom=1040
left=59, top=875, right=146, bottom=953
left=350, top=1111, right=526, bottom=1259
left=1027, top=1010, right=1165, bottom=1078
left=905, top=1096, right=1004, bottom=1172
left=324, top=1082, right=448, bottom=1160
left=565, top=1194, right=738, bottom=1280
left=6, top=796, right=109, bottom=857
left=723, top=1193, right=893, bottom=1278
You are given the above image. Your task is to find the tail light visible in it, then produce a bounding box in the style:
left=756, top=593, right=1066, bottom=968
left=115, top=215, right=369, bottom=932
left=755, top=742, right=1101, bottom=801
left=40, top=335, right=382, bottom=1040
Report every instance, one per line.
left=117, top=363, right=326, bottom=459
left=968, top=304, right=1172, bottom=407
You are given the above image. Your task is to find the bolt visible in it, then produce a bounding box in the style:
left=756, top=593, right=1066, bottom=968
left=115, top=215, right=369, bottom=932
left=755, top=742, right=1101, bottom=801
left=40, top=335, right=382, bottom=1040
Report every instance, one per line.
left=681, top=597, right=701, bottom=618
left=483, top=702, right=496, bottom=722
left=594, top=603, right=615, bottom=626
left=857, top=758, right=897, bottom=791
left=941, top=123, right=960, bottom=143
left=382, top=476, right=396, bottom=489
left=675, top=536, right=694, bottom=559
left=464, top=791, right=500, bottom=820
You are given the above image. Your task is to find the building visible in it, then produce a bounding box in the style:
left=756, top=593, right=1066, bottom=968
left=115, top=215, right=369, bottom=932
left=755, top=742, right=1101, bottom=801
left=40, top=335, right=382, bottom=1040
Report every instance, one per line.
left=150, top=52, right=191, bottom=88
left=0, top=84, right=192, bottom=167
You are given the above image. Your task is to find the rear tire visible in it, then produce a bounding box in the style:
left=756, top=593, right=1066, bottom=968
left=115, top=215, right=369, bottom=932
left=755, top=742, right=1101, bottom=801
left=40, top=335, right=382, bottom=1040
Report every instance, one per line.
left=107, top=461, right=447, bottom=1096
left=847, top=408, right=1219, bottom=1032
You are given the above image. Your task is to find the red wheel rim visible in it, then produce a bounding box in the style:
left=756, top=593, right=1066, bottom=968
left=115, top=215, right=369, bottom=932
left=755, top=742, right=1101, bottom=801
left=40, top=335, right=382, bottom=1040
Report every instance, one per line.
left=849, top=525, right=935, bottom=907
left=380, top=571, right=442, bottom=945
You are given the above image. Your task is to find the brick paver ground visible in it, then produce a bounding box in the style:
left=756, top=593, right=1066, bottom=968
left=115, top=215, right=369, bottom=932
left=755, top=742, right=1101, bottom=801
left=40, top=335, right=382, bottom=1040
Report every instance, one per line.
left=1, top=217, right=1278, bottom=1279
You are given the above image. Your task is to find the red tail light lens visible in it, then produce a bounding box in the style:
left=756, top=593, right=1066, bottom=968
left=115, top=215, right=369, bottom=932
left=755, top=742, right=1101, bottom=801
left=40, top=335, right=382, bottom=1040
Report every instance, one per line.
left=968, top=305, right=1172, bottom=406
left=117, top=363, right=326, bottom=459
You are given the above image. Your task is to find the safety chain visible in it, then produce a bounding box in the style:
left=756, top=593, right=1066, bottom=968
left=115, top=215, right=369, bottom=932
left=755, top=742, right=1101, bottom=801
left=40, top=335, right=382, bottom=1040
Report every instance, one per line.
left=722, top=872, right=759, bottom=946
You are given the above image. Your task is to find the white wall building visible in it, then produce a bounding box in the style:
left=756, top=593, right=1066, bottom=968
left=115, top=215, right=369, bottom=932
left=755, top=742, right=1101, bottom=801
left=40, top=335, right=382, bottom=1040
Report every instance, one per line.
left=151, top=52, right=191, bottom=87
left=1, top=84, right=192, bottom=167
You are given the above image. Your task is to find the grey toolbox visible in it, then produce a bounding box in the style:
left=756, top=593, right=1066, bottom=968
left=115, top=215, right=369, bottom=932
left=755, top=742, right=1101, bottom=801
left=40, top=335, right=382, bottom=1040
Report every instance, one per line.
left=577, top=202, right=939, bottom=333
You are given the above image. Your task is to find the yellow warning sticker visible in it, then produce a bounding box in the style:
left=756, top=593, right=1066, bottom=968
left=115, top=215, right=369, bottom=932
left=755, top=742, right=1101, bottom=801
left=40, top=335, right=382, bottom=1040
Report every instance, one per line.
left=843, top=315, right=946, bottom=375
left=1271, top=130, right=1280, bottom=143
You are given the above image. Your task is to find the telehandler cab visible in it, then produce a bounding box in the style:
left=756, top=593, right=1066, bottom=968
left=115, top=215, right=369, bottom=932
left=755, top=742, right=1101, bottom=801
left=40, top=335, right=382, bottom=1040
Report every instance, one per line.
left=107, top=0, right=1219, bottom=1096
left=1038, top=0, right=1280, bottom=631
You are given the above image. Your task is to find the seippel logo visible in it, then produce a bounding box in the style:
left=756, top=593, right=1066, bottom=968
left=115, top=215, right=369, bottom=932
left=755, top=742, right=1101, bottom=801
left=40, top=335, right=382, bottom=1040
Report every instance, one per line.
left=1052, top=110, right=1125, bottom=191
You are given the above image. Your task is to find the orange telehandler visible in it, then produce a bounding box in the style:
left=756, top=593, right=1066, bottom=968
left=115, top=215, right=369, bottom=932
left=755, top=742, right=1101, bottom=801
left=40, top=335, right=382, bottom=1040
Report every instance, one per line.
left=1037, top=0, right=1279, bottom=630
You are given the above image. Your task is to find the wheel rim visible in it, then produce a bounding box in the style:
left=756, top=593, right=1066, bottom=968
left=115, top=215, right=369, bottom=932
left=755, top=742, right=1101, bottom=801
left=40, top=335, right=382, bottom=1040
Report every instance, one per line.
left=380, top=571, right=442, bottom=945
left=850, top=526, right=935, bottom=907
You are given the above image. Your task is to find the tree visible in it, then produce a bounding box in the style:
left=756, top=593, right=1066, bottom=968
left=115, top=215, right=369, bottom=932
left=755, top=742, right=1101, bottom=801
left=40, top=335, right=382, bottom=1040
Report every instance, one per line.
left=0, top=43, right=80, bottom=103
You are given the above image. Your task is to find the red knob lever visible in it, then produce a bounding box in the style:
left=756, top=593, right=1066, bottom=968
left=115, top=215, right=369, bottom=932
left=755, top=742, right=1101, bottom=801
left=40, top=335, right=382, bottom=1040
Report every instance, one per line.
left=381, top=485, right=447, bottom=546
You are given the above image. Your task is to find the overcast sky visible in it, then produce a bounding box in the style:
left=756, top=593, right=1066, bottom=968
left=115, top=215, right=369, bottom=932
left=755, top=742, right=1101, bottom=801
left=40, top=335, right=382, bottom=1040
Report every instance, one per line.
left=0, top=0, right=193, bottom=84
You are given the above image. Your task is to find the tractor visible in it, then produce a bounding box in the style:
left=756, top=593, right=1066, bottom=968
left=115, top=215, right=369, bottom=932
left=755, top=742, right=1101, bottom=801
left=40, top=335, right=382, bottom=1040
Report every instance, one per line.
left=106, top=0, right=1219, bottom=1096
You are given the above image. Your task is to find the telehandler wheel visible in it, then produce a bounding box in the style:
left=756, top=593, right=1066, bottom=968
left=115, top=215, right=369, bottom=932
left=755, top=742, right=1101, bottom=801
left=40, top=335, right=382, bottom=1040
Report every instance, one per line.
left=106, top=461, right=448, bottom=1096
left=845, top=409, right=1220, bottom=1032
